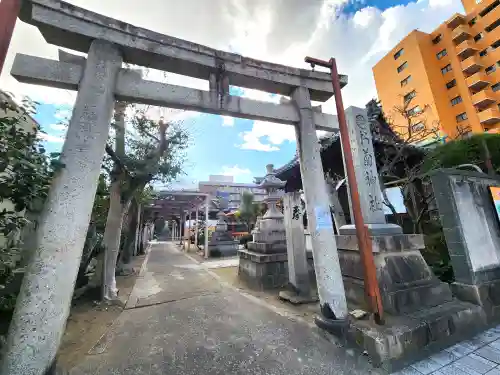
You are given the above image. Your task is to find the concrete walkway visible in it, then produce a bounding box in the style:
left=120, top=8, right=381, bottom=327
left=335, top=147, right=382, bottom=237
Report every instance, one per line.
left=70, top=241, right=380, bottom=375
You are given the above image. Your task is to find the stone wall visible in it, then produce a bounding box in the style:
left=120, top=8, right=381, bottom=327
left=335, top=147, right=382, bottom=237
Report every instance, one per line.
left=431, top=169, right=500, bottom=319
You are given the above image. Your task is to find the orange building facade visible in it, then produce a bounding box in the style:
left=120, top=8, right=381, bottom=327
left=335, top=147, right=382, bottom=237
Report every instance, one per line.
left=373, top=0, right=500, bottom=141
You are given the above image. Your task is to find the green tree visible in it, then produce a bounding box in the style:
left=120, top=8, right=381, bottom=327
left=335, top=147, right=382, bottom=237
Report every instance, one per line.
left=92, top=102, right=189, bottom=301
left=238, top=192, right=260, bottom=231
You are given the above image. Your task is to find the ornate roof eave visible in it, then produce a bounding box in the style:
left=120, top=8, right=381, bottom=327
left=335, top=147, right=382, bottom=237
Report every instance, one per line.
left=274, top=131, right=423, bottom=177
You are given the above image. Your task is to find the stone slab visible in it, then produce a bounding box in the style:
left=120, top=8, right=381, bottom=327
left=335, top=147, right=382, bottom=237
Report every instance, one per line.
left=238, top=249, right=289, bottom=263
left=451, top=281, right=500, bottom=322
left=20, top=0, right=348, bottom=101
left=247, top=241, right=287, bottom=254
left=278, top=290, right=319, bottom=305
left=11, top=54, right=341, bottom=132
left=336, top=233, right=425, bottom=253
left=344, top=300, right=486, bottom=371
left=338, top=244, right=453, bottom=314
left=339, top=224, right=403, bottom=235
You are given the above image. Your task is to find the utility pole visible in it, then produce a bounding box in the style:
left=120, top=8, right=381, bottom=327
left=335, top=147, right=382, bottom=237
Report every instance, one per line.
left=0, top=0, right=22, bottom=75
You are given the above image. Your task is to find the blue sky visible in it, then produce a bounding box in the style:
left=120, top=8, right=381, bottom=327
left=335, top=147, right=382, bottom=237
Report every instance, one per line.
left=340, top=0, right=415, bottom=15
left=15, top=0, right=463, bottom=190
left=33, top=100, right=298, bottom=187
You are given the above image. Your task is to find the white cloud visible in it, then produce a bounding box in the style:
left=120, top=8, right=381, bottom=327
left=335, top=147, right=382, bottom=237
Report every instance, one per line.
left=220, top=165, right=252, bottom=176
left=2, top=0, right=464, bottom=139
left=221, top=116, right=234, bottom=127
left=239, top=120, right=295, bottom=152
left=54, top=109, right=72, bottom=121
left=240, top=88, right=282, bottom=103
left=50, top=123, right=68, bottom=131
left=353, top=7, right=378, bottom=28
left=39, top=133, right=65, bottom=143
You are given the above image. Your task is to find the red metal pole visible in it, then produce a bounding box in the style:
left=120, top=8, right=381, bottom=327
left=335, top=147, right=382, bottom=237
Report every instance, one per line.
left=0, top=0, right=22, bottom=76
left=330, top=58, right=384, bottom=324
left=305, top=56, right=384, bottom=324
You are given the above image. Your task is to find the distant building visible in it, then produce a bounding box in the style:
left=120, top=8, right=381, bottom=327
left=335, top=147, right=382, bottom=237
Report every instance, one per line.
left=373, top=0, right=500, bottom=140
left=198, top=175, right=266, bottom=210
left=208, top=175, right=234, bottom=183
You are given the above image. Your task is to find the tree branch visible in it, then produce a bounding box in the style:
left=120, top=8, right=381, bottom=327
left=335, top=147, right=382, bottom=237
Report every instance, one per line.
left=105, top=144, right=129, bottom=175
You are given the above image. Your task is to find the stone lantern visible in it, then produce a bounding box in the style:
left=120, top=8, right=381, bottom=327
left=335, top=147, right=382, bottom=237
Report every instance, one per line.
left=252, top=164, right=286, bottom=245
left=238, top=164, right=289, bottom=290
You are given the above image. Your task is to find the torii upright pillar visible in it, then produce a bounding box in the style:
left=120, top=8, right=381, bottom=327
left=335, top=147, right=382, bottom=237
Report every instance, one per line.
left=1, top=40, right=122, bottom=374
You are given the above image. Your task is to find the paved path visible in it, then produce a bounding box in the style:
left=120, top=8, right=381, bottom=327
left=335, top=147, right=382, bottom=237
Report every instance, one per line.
left=393, top=328, right=500, bottom=375
left=70, top=242, right=380, bottom=375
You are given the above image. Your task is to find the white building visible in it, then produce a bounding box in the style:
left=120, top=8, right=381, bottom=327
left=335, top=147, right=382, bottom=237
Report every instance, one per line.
left=198, top=175, right=266, bottom=210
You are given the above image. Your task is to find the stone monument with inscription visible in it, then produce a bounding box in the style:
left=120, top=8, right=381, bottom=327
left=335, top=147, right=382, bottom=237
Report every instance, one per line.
left=335, top=107, right=485, bottom=365
left=336, top=106, right=452, bottom=314
left=238, top=164, right=289, bottom=290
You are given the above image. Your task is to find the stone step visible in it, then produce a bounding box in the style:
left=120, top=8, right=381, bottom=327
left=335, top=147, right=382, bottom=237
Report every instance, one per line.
left=344, top=299, right=487, bottom=371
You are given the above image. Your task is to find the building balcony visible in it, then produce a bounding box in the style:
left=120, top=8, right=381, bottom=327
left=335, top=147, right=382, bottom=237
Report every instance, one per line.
left=452, top=25, right=471, bottom=44
left=461, top=56, right=482, bottom=74
left=472, top=89, right=496, bottom=108
left=457, top=40, right=478, bottom=59
left=467, top=71, right=490, bottom=91
left=479, top=108, right=500, bottom=125
left=447, top=13, right=466, bottom=29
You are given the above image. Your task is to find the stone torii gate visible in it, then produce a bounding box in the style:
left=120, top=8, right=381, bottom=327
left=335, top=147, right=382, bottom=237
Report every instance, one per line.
left=3, top=1, right=359, bottom=373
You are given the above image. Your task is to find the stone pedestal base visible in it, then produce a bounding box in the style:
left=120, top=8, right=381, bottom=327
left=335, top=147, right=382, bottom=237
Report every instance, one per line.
left=346, top=300, right=486, bottom=369
left=238, top=249, right=315, bottom=291
left=247, top=241, right=286, bottom=254
left=336, top=233, right=453, bottom=314
left=452, top=281, right=500, bottom=322
left=207, top=241, right=238, bottom=257
left=238, top=250, right=289, bottom=290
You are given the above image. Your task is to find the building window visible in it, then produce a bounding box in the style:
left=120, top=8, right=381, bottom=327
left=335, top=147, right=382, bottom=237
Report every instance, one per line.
left=436, top=49, right=448, bottom=60
left=476, top=0, right=483, bottom=4
left=432, top=34, right=442, bottom=44
left=456, top=112, right=468, bottom=122
left=446, top=79, right=457, bottom=89
left=404, top=90, right=416, bottom=102
left=469, top=17, right=478, bottom=26
left=486, top=19, right=500, bottom=33
left=480, top=48, right=489, bottom=57
left=412, top=122, right=425, bottom=131
left=408, top=105, right=422, bottom=116
left=492, top=83, right=500, bottom=92
left=441, top=64, right=452, bottom=74
left=397, top=61, right=408, bottom=73
left=486, top=65, right=497, bottom=74
left=394, top=48, right=404, bottom=60
left=451, top=96, right=463, bottom=106
left=493, top=40, right=500, bottom=49
left=474, top=33, right=484, bottom=42
left=479, top=0, right=499, bottom=17
left=400, top=75, right=412, bottom=87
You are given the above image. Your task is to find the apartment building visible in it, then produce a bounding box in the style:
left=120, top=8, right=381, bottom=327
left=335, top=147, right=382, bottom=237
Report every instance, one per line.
left=373, top=0, right=500, bottom=140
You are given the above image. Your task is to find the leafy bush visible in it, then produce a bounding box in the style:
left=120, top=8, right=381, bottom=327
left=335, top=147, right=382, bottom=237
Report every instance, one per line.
left=0, top=95, right=58, bottom=295
left=422, top=133, right=500, bottom=174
